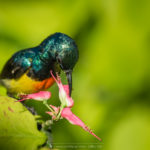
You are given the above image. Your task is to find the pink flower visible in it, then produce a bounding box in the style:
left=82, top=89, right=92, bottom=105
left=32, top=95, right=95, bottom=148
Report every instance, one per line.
left=50, top=71, right=74, bottom=108
left=49, top=71, right=102, bottom=141
left=47, top=106, right=101, bottom=141
left=17, top=91, right=51, bottom=102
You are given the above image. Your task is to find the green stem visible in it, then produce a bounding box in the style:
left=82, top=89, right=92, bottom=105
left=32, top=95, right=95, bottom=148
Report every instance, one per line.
left=43, top=100, right=54, bottom=112
left=55, top=105, right=64, bottom=120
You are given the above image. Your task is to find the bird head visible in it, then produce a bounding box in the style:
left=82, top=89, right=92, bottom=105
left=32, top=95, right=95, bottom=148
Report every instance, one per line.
left=41, top=33, right=79, bottom=96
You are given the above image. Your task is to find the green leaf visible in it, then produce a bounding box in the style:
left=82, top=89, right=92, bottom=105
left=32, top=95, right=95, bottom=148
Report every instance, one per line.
left=0, top=96, right=46, bottom=150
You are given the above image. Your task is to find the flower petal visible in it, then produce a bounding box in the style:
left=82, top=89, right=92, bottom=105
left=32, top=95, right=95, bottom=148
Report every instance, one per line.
left=46, top=111, right=57, bottom=120
left=50, top=71, right=74, bottom=107
left=17, top=91, right=51, bottom=102
left=49, top=105, right=60, bottom=113
left=63, top=85, right=69, bottom=96
left=61, top=108, right=101, bottom=141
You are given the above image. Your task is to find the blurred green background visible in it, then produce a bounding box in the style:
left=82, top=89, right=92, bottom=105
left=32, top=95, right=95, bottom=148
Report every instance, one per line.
left=0, top=0, right=150, bottom=150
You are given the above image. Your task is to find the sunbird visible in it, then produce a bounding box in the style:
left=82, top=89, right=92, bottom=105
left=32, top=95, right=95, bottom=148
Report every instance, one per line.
left=0, top=33, right=79, bottom=98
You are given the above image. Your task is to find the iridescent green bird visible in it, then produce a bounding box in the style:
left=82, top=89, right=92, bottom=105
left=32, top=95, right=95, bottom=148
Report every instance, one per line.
left=0, top=33, right=79, bottom=97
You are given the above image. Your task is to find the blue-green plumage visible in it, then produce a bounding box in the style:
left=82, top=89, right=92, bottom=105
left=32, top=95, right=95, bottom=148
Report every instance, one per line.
left=0, top=32, right=79, bottom=96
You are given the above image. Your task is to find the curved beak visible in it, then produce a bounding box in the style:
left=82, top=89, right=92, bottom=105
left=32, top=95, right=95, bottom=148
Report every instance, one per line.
left=65, top=70, right=72, bottom=96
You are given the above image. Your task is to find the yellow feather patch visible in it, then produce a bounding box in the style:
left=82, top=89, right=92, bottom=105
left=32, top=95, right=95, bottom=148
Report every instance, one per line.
left=2, top=73, right=55, bottom=94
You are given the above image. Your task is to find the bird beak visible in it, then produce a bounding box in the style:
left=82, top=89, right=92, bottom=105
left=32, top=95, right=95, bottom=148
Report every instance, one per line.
left=65, top=70, right=72, bottom=96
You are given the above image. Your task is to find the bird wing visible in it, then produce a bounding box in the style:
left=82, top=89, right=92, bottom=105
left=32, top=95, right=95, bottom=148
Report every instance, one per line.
left=0, top=50, right=33, bottom=79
